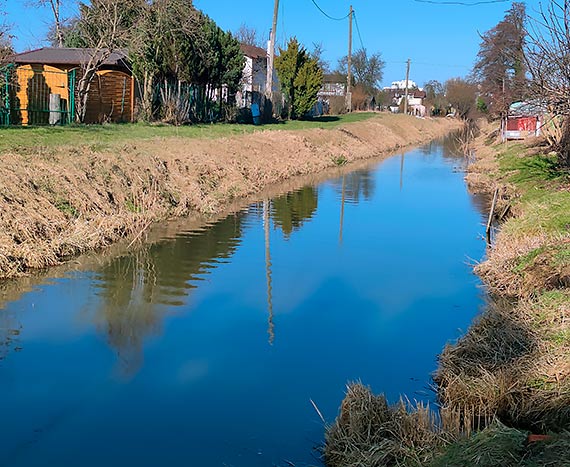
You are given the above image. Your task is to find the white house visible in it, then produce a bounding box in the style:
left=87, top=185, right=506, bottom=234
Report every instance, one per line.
left=237, top=43, right=279, bottom=109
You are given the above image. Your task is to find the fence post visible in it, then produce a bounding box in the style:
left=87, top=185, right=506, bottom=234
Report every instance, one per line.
left=69, top=69, right=76, bottom=124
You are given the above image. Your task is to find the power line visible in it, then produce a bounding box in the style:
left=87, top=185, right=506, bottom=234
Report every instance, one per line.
left=353, top=12, right=366, bottom=52
left=310, top=0, right=351, bottom=21
left=413, top=0, right=509, bottom=5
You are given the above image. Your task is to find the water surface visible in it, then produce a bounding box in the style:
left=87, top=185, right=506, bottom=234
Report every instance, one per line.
left=0, top=138, right=487, bottom=467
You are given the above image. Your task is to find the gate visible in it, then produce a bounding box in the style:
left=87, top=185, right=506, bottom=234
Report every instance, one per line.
left=0, top=64, right=76, bottom=126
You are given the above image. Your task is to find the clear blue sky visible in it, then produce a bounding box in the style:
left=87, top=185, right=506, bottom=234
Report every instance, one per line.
left=5, top=0, right=543, bottom=87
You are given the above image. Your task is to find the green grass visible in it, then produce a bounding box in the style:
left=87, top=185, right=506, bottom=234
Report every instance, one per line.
left=0, top=112, right=378, bottom=151
left=496, top=145, right=570, bottom=237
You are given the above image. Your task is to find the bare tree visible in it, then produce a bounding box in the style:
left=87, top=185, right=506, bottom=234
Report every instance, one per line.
left=32, top=0, right=66, bottom=47
left=234, top=23, right=263, bottom=48
left=74, top=0, right=136, bottom=122
left=526, top=1, right=570, bottom=167
left=446, top=78, right=478, bottom=120
left=0, top=1, right=12, bottom=63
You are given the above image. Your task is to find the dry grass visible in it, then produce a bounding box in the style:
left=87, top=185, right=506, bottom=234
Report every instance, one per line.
left=0, top=115, right=460, bottom=280
left=435, top=294, right=570, bottom=432
left=324, top=383, right=449, bottom=467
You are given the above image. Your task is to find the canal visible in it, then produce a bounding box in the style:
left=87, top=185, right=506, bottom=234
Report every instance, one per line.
left=0, top=137, right=487, bottom=467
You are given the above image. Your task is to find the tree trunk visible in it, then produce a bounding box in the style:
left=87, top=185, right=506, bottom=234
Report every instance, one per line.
left=558, top=115, right=570, bottom=168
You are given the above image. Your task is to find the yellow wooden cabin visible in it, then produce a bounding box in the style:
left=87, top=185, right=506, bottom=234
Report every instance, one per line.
left=9, top=48, right=135, bottom=125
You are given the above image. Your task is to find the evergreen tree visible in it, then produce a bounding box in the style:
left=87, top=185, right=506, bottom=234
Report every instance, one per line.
left=275, top=38, right=323, bottom=119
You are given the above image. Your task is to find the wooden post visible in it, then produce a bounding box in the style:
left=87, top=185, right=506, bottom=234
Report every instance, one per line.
left=346, top=5, right=353, bottom=112
left=486, top=187, right=499, bottom=245
left=130, top=76, right=135, bottom=123
left=266, top=0, right=279, bottom=101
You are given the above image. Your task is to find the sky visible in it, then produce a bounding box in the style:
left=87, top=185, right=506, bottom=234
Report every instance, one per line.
left=4, top=0, right=544, bottom=87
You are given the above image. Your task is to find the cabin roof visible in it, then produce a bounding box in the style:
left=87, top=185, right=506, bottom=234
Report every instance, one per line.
left=10, top=47, right=129, bottom=67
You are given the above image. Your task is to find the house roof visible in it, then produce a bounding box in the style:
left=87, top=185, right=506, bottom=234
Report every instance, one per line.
left=509, top=100, right=546, bottom=117
left=10, top=47, right=129, bottom=67
left=240, top=44, right=267, bottom=59
left=323, top=73, right=346, bottom=84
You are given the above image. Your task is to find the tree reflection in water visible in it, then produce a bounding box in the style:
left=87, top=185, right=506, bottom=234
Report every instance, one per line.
left=271, top=186, right=319, bottom=239
left=92, top=213, right=247, bottom=376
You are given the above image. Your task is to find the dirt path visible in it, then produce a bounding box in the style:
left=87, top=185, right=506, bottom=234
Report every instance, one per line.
left=0, top=114, right=460, bottom=280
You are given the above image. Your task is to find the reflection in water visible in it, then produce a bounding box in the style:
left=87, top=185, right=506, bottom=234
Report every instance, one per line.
left=400, top=152, right=406, bottom=191
left=93, top=213, right=247, bottom=375
left=330, top=168, right=376, bottom=204
left=339, top=175, right=346, bottom=245
left=271, top=187, right=319, bottom=238
left=0, top=310, right=21, bottom=361
left=263, top=200, right=275, bottom=345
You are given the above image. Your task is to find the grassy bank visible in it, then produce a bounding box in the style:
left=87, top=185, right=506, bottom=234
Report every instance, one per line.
left=325, top=124, right=570, bottom=466
left=0, top=112, right=376, bottom=151
left=0, top=113, right=459, bottom=280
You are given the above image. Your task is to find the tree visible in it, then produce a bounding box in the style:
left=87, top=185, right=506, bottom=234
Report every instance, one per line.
left=32, top=0, right=66, bottom=47
left=234, top=23, right=263, bottom=48
left=0, top=1, right=11, bottom=63
left=526, top=1, right=570, bottom=167
left=424, top=80, right=447, bottom=116
left=71, top=0, right=141, bottom=122
left=275, top=37, right=323, bottom=119
left=336, top=48, right=385, bottom=94
left=445, top=78, right=477, bottom=120
left=472, top=2, right=527, bottom=117
left=311, top=42, right=330, bottom=74
left=129, top=1, right=243, bottom=123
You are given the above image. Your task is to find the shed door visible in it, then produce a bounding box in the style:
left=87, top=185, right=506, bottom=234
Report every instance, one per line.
left=85, top=70, right=133, bottom=124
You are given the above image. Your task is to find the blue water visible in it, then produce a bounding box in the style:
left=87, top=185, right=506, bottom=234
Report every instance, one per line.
left=0, top=139, right=487, bottom=467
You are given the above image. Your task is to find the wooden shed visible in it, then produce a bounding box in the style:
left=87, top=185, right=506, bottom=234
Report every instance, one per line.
left=8, top=47, right=134, bottom=125
left=502, top=101, right=545, bottom=141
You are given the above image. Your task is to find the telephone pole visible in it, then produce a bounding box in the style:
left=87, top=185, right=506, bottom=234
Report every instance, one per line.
left=346, top=5, right=353, bottom=112
left=403, top=58, right=411, bottom=115
left=266, top=0, right=280, bottom=101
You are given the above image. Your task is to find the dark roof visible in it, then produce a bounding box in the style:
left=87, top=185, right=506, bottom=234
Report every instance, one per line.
left=323, top=73, right=346, bottom=84
left=11, top=47, right=129, bottom=67
left=240, top=44, right=267, bottom=59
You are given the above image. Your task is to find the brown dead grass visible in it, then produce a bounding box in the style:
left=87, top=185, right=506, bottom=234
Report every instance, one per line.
left=325, top=383, right=449, bottom=467
left=0, top=115, right=459, bottom=279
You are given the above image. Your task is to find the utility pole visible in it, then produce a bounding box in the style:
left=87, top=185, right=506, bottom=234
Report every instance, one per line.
left=346, top=5, right=353, bottom=112
left=404, top=58, right=411, bottom=115
left=266, top=0, right=280, bottom=101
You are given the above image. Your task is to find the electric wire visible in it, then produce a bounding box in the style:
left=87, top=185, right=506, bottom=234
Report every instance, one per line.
left=353, top=12, right=366, bottom=53
left=309, top=0, right=351, bottom=21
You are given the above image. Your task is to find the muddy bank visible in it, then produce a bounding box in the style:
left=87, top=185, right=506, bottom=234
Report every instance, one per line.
left=0, top=114, right=459, bottom=280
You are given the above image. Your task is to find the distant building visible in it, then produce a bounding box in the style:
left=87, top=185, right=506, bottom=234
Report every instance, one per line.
left=237, top=43, right=279, bottom=109
left=384, top=82, right=427, bottom=114
left=387, top=79, right=420, bottom=90
left=502, top=101, right=545, bottom=141
left=318, top=73, right=346, bottom=98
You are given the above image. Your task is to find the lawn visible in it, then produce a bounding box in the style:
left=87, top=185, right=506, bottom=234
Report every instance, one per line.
left=0, top=112, right=379, bottom=151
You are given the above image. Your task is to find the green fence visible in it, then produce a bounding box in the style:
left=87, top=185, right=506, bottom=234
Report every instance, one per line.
left=0, top=65, right=76, bottom=126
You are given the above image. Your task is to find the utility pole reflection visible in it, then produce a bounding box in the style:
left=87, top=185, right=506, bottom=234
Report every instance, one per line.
left=339, top=175, right=346, bottom=245
left=400, top=152, right=406, bottom=191
left=263, top=200, right=275, bottom=345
